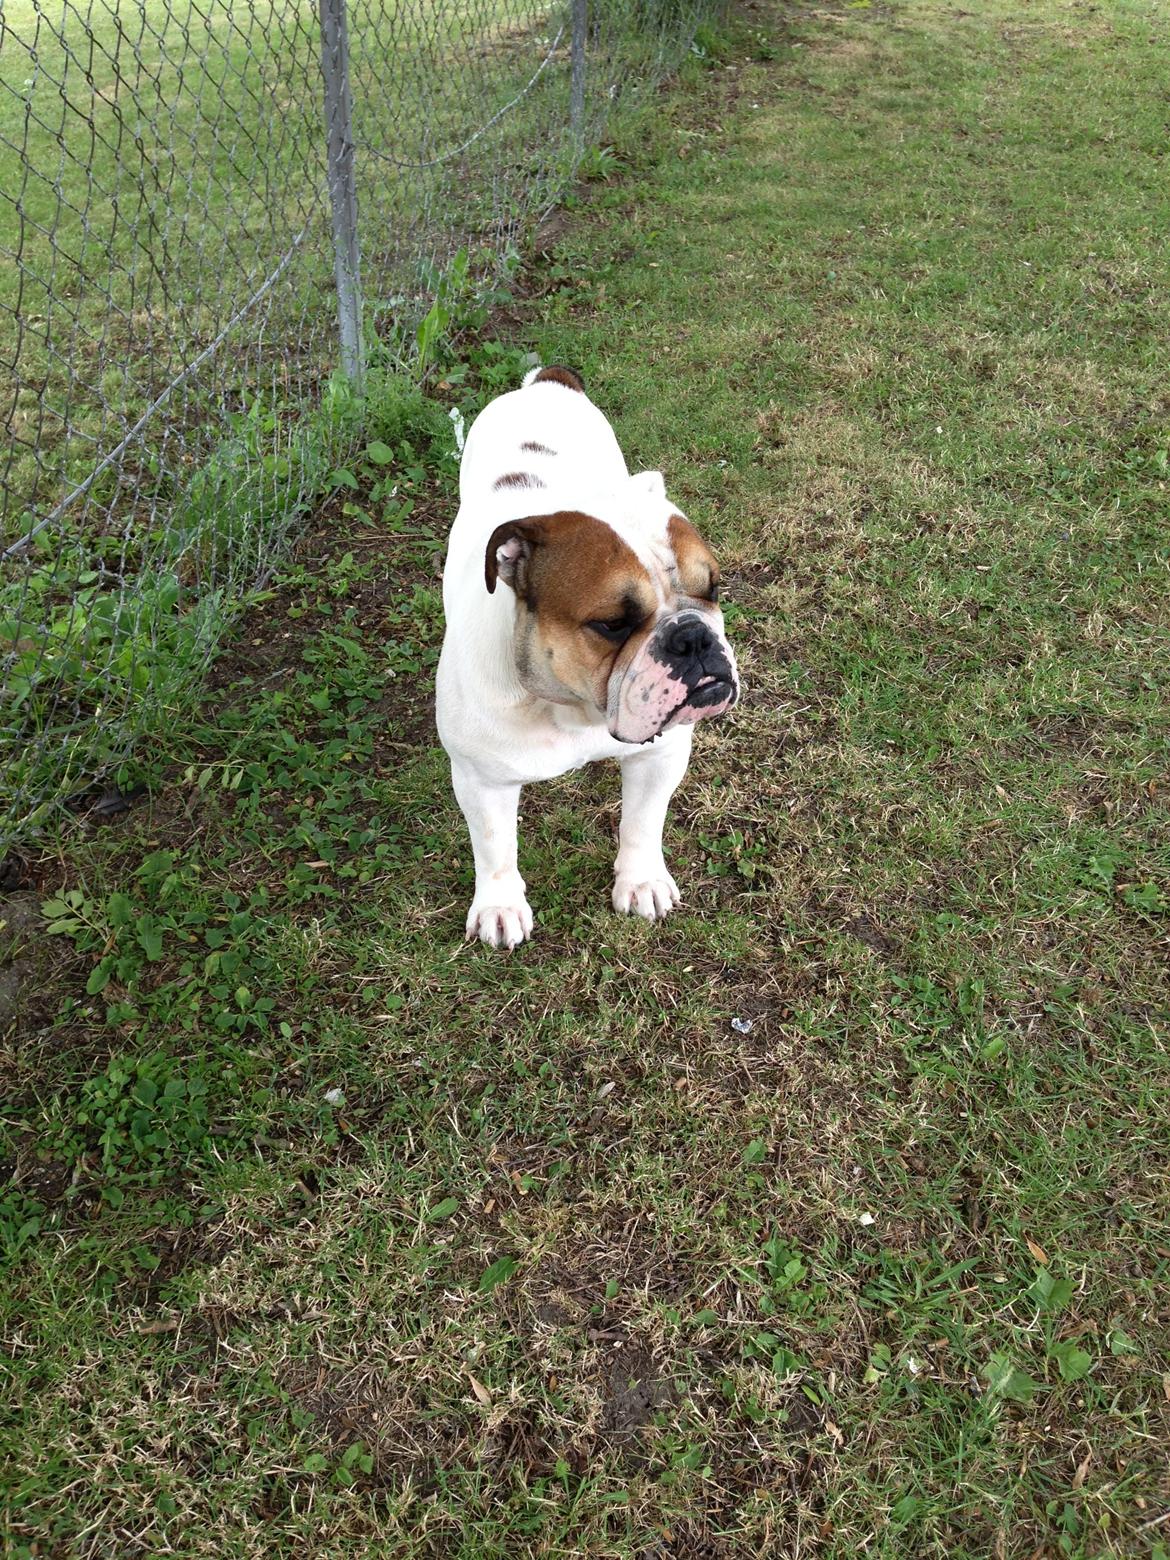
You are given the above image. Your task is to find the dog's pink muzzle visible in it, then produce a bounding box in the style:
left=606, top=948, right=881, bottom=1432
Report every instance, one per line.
left=608, top=615, right=739, bottom=745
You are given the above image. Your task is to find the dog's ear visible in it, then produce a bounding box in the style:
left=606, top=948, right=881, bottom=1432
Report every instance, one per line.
left=629, top=470, right=667, bottom=504
left=485, top=518, right=546, bottom=595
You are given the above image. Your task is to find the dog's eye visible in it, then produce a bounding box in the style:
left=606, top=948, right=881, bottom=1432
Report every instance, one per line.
left=707, top=581, right=720, bottom=603
left=585, top=618, right=633, bottom=644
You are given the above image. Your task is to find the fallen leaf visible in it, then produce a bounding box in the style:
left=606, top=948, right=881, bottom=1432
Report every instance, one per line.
left=468, top=1374, right=492, bottom=1407
left=1026, top=1237, right=1049, bottom=1265
left=137, top=1318, right=179, bottom=1334
left=1072, top=1451, right=1091, bottom=1490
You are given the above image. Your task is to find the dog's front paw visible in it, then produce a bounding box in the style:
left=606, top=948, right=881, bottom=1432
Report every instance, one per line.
left=466, top=888, right=534, bottom=950
left=612, top=869, right=680, bottom=922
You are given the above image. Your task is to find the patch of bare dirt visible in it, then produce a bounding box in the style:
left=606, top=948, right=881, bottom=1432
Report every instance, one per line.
left=601, top=1344, right=675, bottom=1439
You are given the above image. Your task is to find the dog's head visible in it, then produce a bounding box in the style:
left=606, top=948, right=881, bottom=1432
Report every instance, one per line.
left=484, top=471, right=739, bottom=744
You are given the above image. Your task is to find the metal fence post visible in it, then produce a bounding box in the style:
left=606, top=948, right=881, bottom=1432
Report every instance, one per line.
left=319, top=0, right=364, bottom=392
left=570, top=0, right=587, bottom=152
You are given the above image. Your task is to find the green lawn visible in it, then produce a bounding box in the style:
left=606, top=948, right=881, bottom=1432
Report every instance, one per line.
left=0, top=0, right=561, bottom=528
left=0, top=0, right=695, bottom=843
left=2, top=0, right=1169, bottom=1554
left=0, top=0, right=564, bottom=319
left=0, top=0, right=642, bottom=517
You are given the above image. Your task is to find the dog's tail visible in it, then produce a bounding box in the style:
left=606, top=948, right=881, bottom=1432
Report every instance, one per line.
left=522, top=363, right=586, bottom=393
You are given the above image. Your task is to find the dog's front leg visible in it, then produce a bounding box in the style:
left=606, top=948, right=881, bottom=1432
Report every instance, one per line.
left=613, top=728, right=694, bottom=921
left=450, top=760, right=534, bottom=950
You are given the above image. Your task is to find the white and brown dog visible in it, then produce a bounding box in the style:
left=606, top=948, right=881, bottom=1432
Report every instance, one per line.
left=436, top=365, right=739, bottom=949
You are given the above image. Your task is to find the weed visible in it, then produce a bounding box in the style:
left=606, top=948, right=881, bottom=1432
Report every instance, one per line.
left=690, top=21, right=733, bottom=63
left=575, top=143, right=628, bottom=182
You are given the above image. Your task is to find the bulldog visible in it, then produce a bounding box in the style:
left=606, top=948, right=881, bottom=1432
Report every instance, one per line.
left=436, top=365, right=739, bottom=949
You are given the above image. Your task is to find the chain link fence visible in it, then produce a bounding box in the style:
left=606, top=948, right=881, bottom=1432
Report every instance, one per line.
left=0, top=0, right=717, bottom=851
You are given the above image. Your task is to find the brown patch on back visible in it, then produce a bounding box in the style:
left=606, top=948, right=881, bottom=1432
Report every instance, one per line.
left=668, top=513, right=720, bottom=602
left=520, top=440, right=556, bottom=455
left=533, top=365, right=586, bottom=393
left=493, top=471, right=545, bottom=491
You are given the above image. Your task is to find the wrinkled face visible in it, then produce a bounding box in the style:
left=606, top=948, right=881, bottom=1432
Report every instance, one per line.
left=485, top=488, right=739, bottom=744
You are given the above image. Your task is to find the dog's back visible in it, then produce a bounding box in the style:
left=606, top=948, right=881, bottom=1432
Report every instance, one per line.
left=457, top=365, right=629, bottom=514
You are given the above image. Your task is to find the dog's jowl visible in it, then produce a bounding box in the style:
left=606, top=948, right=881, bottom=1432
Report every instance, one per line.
left=436, top=365, right=739, bottom=950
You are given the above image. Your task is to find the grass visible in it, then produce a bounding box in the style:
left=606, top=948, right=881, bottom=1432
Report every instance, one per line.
left=0, top=0, right=709, bottom=844
left=2, top=0, right=1169, bottom=1553
left=0, top=0, right=557, bottom=324
left=0, top=0, right=692, bottom=520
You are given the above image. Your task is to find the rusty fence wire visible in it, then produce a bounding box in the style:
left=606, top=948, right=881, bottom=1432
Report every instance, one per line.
left=0, top=0, right=717, bottom=849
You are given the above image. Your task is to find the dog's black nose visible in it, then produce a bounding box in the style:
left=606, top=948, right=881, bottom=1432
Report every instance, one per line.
left=663, top=616, right=715, bottom=660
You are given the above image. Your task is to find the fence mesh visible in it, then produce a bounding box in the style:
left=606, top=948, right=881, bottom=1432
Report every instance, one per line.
left=0, top=0, right=716, bottom=850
